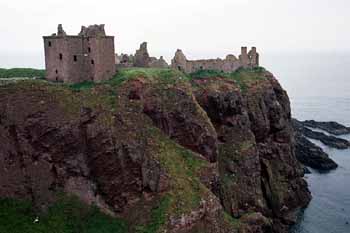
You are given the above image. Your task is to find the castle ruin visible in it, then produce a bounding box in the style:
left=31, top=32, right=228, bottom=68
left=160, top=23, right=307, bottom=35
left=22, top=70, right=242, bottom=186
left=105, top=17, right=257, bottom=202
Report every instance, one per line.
left=43, top=24, right=115, bottom=83
left=43, top=24, right=260, bottom=83
left=171, top=47, right=259, bottom=74
left=115, top=42, right=169, bottom=69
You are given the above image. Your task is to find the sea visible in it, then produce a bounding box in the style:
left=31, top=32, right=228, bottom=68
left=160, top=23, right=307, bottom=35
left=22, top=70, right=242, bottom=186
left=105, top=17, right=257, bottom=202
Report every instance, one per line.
left=263, top=51, right=350, bottom=233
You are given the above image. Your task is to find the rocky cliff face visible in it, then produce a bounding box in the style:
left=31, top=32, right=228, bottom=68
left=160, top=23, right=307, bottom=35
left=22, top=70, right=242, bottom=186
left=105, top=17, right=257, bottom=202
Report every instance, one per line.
left=0, top=68, right=311, bottom=233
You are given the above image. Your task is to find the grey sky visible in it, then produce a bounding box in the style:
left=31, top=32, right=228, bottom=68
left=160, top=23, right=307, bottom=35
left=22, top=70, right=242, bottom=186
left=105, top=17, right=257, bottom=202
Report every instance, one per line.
left=0, top=0, right=349, bottom=68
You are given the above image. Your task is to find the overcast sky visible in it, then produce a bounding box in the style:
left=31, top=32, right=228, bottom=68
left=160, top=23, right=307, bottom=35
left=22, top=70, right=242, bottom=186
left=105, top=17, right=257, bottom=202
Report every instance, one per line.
left=0, top=0, right=349, bottom=68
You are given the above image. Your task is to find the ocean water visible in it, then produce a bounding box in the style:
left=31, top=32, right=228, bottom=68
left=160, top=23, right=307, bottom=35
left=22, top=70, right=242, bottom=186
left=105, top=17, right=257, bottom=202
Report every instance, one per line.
left=263, top=52, right=350, bottom=233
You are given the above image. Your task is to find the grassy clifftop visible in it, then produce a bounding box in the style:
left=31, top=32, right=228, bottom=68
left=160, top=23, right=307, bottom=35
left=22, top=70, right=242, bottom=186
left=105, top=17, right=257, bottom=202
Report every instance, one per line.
left=68, top=67, right=267, bottom=92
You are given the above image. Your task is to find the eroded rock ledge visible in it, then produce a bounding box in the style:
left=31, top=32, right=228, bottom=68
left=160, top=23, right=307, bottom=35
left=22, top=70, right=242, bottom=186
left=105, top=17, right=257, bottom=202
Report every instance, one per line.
left=293, top=119, right=350, bottom=150
left=302, top=120, right=350, bottom=136
left=0, top=68, right=311, bottom=233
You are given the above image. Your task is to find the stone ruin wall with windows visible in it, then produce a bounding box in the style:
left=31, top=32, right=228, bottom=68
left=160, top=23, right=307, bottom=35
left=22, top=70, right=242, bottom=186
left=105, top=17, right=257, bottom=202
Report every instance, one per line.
left=43, top=24, right=115, bottom=83
left=171, top=47, right=259, bottom=74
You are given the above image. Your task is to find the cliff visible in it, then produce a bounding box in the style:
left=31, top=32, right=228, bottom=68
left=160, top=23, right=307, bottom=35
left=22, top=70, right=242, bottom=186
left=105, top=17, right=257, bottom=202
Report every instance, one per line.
left=0, top=67, right=311, bottom=233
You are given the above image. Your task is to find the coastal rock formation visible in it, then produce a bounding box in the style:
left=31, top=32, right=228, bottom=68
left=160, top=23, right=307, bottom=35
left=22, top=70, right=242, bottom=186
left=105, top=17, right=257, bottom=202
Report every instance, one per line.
left=294, top=130, right=338, bottom=171
left=293, top=119, right=350, bottom=149
left=0, top=68, right=310, bottom=233
left=302, top=120, right=350, bottom=136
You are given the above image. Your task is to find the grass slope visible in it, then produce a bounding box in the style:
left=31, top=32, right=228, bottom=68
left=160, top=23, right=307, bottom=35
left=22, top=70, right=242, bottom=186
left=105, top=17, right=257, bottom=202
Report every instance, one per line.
left=0, top=196, right=127, bottom=233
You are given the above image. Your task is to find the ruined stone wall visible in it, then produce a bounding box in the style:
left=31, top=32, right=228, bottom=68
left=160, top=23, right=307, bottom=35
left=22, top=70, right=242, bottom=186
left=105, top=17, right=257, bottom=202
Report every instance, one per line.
left=134, top=42, right=150, bottom=67
left=171, top=47, right=259, bottom=74
left=149, top=56, right=168, bottom=69
left=115, top=42, right=169, bottom=69
left=43, top=24, right=115, bottom=84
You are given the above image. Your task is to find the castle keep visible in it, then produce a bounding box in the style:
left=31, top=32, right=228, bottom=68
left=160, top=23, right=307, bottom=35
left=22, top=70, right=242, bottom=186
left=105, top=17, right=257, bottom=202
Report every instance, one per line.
left=43, top=24, right=115, bottom=83
left=171, top=47, right=259, bottom=74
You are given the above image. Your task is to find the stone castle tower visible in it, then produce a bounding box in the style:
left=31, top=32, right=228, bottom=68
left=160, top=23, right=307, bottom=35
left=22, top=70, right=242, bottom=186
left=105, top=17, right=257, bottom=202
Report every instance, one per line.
left=43, top=24, right=115, bottom=83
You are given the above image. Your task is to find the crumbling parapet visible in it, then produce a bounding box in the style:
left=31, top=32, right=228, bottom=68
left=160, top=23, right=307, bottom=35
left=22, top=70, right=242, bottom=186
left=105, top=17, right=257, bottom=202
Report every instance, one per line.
left=57, top=24, right=66, bottom=37
left=79, top=24, right=106, bottom=37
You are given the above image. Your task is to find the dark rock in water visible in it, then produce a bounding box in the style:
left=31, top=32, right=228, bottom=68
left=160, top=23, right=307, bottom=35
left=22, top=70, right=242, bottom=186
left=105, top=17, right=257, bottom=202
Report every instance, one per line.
left=293, top=119, right=350, bottom=149
left=303, top=166, right=312, bottom=174
left=294, top=131, right=338, bottom=171
left=303, top=120, right=350, bottom=136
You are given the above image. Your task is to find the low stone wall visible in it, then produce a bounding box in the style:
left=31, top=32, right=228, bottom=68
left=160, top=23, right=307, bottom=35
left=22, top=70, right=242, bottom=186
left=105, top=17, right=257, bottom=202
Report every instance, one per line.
left=171, top=47, right=259, bottom=74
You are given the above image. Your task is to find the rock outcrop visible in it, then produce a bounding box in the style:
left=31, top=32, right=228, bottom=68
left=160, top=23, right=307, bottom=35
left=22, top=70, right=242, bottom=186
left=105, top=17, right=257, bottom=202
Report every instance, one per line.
left=0, top=67, right=310, bottom=233
left=302, top=120, right=350, bottom=136
left=293, top=119, right=350, bottom=149
left=292, top=119, right=339, bottom=171
left=294, top=131, right=338, bottom=171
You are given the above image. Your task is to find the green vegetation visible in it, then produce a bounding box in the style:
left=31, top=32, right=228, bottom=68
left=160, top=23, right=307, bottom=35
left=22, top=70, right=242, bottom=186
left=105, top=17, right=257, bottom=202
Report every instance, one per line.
left=0, top=196, right=127, bottom=233
left=135, top=196, right=171, bottom=233
left=0, top=67, right=267, bottom=94
left=106, top=68, right=189, bottom=87
left=68, top=81, right=95, bottom=91
left=148, top=127, right=209, bottom=218
left=223, top=212, right=241, bottom=228
left=189, top=67, right=266, bottom=91
left=0, top=68, right=45, bottom=79
left=65, top=68, right=188, bottom=91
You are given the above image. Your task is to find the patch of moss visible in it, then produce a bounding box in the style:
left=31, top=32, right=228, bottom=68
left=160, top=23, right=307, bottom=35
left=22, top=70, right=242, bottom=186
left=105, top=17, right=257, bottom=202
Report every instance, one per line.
left=68, top=81, right=95, bottom=91
left=0, top=196, right=127, bottom=233
left=135, top=195, right=171, bottom=233
left=239, top=140, right=255, bottom=153
left=147, top=127, right=209, bottom=218
left=223, top=212, right=241, bottom=228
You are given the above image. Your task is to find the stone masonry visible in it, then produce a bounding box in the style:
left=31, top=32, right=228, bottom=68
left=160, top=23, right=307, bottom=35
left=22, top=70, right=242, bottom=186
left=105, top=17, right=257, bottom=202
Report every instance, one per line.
left=171, top=47, right=259, bottom=74
left=43, top=24, right=115, bottom=83
left=115, top=42, right=169, bottom=69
